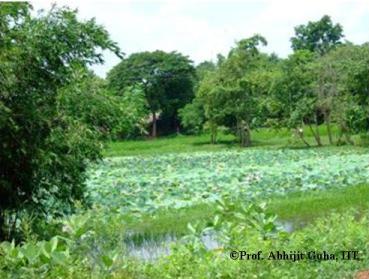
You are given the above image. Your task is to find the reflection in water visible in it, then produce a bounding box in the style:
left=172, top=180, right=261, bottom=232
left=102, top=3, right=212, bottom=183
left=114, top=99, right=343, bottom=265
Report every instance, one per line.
left=125, top=232, right=221, bottom=261
left=125, top=220, right=300, bottom=261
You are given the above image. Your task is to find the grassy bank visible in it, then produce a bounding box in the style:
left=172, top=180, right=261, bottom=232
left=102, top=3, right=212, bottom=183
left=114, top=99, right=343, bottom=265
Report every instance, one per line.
left=124, top=183, right=369, bottom=240
left=104, top=126, right=365, bottom=157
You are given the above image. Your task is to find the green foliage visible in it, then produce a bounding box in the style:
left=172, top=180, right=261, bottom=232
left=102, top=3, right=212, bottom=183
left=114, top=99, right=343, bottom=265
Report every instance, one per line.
left=58, top=75, right=148, bottom=140
left=184, top=18, right=367, bottom=149
left=1, top=142, right=369, bottom=277
left=142, top=210, right=368, bottom=278
left=194, top=60, right=216, bottom=82
left=0, top=209, right=136, bottom=278
left=2, top=211, right=368, bottom=278
left=0, top=236, right=77, bottom=278
left=193, top=35, right=278, bottom=146
left=271, top=50, right=316, bottom=128
left=1, top=6, right=369, bottom=278
left=117, top=85, right=149, bottom=138
left=291, top=15, right=344, bottom=54
left=270, top=42, right=369, bottom=146
left=178, top=60, right=217, bottom=134
left=178, top=98, right=205, bottom=134
left=320, top=43, right=369, bottom=133
left=1, top=192, right=367, bottom=278
left=107, top=50, right=195, bottom=136
left=0, top=3, right=120, bottom=239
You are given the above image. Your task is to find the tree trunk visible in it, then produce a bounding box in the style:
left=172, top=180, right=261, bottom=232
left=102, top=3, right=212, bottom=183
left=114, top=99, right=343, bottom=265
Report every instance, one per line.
left=151, top=111, right=157, bottom=138
left=308, top=122, right=322, bottom=146
left=314, top=114, right=322, bottom=146
left=344, top=133, right=354, bottom=145
left=324, top=112, right=333, bottom=145
left=244, top=125, right=251, bottom=147
left=341, top=123, right=354, bottom=145
left=0, top=211, right=4, bottom=241
left=210, top=121, right=217, bottom=144
left=337, top=126, right=343, bottom=145
left=295, top=126, right=310, bottom=147
left=239, top=120, right=251, bottom=147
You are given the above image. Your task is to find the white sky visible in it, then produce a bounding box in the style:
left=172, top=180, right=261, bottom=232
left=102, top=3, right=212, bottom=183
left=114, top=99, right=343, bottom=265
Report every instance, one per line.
left=30, top=0, right=369, bottom=77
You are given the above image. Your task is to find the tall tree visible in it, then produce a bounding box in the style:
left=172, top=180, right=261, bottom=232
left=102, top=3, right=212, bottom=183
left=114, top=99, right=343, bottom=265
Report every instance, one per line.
left=179, top=60, right=217, bottom=134
left=271, top=50, right=318, bottom=146
left=291, top=15, right=344, bottom=55
left=107, top=51, right=195, bottom=137
left=197, top=35, right=269, bottom=146
left=320, top=43, right=369, bottom=144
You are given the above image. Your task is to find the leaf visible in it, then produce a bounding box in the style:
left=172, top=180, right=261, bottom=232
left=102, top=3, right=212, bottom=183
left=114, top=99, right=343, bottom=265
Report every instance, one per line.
left=20, top=244, right=40, bottom=264
left=101, top=255, right=114, bottom=268
left=187, top=223, right=196, bottom=234
left=51, top=251, right=69, bottom=265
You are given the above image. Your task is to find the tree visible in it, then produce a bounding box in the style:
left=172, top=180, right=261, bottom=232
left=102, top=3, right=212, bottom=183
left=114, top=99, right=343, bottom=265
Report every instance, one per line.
left=178, top=60, right=217, bottom=135
left=271, top=50, right=318, bottom=146
left=58, top=72, right=148, bottom=140
left=195, top=61, right=216, bottom=82
left=196, top=35, right=269, bottom=146
left=317, top=43, right=369, bottom=144
left=107, top=51, right=195, bottom=137
left=291, top=15, right=344, bottom=55
left=178, top=98, right=205, bottom=134
left=0, top=3, right=121, bottom=239
left=311, top=56, right=337, bottom=144
left=289, top=16, right=349, bottom=146
left=196, top=74, right=224, bottom=143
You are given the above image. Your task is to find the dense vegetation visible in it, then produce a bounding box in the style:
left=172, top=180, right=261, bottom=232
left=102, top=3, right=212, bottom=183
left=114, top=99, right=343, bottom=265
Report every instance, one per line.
left=0, top=3, right=124, bottom=240
left=0, top=2, right=368, bottom=278
left=1, top=146, right=368, bottom=278
left=107, top=51, right=196, bottom=137
left=180, top=17, right=369, bottom=146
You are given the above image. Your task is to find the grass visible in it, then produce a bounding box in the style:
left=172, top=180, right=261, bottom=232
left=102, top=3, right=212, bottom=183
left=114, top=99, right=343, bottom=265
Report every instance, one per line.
left=268, top=183, right=369, bottom=220
left=123, top=184, right=369, bottom=241
left=104, top=125, right=365, bottom=157
left=104, top=133, right=237, bottom=157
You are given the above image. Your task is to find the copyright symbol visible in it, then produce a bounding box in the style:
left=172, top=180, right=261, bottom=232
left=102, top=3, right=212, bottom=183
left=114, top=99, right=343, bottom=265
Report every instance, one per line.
left=230, top=251, right=239, bottom=260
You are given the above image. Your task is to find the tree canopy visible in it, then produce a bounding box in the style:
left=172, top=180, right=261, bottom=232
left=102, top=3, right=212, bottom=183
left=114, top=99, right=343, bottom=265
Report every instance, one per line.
left=0, top=3, right=122, bottom=239
left=291, top=15, right=344, bottom=54
left=107, top=50, right=195, bottom=136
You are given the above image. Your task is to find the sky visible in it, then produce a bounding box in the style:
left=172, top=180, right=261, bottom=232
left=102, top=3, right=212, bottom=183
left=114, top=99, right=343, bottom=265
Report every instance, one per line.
left=30, top=0, right=369, bottom=77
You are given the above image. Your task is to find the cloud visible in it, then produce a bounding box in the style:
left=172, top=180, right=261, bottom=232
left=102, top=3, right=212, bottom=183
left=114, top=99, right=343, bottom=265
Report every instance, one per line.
left=30, top=0, right=369, bottom=77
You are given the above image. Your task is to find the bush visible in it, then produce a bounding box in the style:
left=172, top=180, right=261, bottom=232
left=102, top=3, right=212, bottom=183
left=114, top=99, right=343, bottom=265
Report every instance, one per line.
left=141, top=208, right=369, bottom=278
left=179, top=99, right=205, bottom=134
left=0, top=203, right=367, bottom=278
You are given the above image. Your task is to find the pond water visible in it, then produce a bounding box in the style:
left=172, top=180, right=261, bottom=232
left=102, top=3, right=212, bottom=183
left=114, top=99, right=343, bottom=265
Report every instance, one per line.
left=125, top=220, right=300, bottom=261
left=125, top=232, right=221, bottom=261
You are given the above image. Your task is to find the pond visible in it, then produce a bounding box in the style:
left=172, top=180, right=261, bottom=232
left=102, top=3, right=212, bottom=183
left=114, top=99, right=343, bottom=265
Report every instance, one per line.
left=125, top=232, right=220, bottom=261
left=125, top=219, right=299, bottom=261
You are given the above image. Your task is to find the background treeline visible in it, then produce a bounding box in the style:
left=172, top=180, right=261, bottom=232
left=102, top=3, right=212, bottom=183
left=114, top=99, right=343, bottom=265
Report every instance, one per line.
left=106, top=15, right=369, bottom=148
left=178, top=16, right=369, bottom=146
